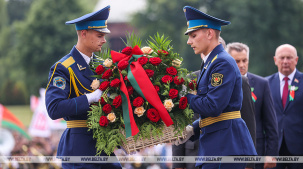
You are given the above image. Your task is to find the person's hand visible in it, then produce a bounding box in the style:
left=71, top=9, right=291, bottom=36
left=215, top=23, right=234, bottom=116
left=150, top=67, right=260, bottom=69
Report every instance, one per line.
left=188, top=90, right=197, bottom=95
left=264, top=156, right=276, bottom=169
left=174, top=125, right=194, bottom=146
left=86, top=89, right=102, bottom=104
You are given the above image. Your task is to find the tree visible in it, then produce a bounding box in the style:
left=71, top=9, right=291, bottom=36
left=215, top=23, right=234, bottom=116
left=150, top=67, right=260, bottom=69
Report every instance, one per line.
left=15, top=0, right=90, bottom=95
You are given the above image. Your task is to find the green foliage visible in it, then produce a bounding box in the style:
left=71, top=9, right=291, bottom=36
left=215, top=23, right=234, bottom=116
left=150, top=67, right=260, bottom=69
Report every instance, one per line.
left=122, top=32, right=142, bottom=48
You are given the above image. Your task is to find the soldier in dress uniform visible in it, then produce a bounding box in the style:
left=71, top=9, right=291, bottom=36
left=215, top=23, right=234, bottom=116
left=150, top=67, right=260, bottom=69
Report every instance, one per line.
left=174, top=6, right=257, bottom=169
left=45, top=5, right=122, bottom=169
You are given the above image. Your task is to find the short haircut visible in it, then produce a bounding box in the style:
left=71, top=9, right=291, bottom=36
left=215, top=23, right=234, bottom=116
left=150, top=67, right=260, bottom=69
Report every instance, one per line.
left=226, top=42, right=250, bottom=60
left=219, top=36, right=226, bottom=48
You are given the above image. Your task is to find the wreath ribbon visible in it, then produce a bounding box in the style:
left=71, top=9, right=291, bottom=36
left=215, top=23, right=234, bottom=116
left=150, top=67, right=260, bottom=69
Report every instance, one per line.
left=111, top=45, right=173, bottom=138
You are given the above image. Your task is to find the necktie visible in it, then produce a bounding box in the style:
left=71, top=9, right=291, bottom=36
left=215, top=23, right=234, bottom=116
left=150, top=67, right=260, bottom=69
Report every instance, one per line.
left=282, top=76, right=289, bottom=109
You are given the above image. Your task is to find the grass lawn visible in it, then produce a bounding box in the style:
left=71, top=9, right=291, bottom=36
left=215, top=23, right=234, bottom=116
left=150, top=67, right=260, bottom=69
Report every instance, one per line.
left=5, top=105, right=33, bottom=127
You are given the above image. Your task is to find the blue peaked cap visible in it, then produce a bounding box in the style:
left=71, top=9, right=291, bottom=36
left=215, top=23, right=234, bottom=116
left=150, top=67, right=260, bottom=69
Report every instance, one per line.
left=66, top=5, right=110, bottom=34
left=183, top=6, right=230, bottom=35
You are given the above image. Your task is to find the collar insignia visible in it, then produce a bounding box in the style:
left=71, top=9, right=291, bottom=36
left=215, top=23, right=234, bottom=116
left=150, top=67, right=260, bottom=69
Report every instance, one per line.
left=77, top=64, right=86, bottom=71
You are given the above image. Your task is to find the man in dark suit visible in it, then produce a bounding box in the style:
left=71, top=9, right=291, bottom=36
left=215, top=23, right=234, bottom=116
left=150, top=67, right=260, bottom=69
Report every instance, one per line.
left=227, top=42, right=279, bottom=169
left=267, top=44, right=303, bottom=169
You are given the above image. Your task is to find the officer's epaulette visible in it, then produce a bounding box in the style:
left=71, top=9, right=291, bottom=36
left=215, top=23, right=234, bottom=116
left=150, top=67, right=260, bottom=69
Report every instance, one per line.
left=61, top=56, right=75, bottom=68
left=211, top=55, right=218, bottom=63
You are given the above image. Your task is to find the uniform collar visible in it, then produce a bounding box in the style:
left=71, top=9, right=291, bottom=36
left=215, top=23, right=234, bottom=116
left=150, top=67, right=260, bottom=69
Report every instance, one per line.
left=75, top=47, right=93, bottom=65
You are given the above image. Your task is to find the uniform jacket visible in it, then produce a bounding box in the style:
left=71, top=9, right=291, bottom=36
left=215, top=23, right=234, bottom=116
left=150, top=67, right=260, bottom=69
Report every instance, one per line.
left=247, top=72, right=279, bottom=156
left=266, top=70, right=303, bottom=155
left=45, top=46, right=121, bottom=168
left=186, top=44, right=257, bottom=166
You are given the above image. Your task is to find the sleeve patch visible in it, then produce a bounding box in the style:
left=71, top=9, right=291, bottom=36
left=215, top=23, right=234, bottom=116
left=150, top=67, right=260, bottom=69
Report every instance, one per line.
left=53, top=76, right=66, bottom=90
left=211, top=73, right=223, bottom=87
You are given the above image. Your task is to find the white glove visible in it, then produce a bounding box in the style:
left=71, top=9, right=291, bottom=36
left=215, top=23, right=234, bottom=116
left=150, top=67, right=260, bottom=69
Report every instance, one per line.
left=174, top=125, right=194, bottom=146
left=86, top=89, right=102, bottom=104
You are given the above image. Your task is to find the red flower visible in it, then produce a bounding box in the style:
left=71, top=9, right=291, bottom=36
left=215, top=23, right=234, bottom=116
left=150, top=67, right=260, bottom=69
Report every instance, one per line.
left=161, top=75, right=173, bottom=84
left=154, top=85, right=160, bottom=93
left=166, top=66, right=177, bottom=76
left=138, top=56, right=148, bottom=66
left=99, top=81, right=110, bottom=91
left=96, top=65, right=105, bottom=75
left=113, top=95, right=122, bottom=108
left=189, top=80, right=197, bottom=90
left=110, top=78, right=121, bottom=88
left=179, top=97, right=188, bottom=109
left=149, top=57, right=162, bottom=66
left=147, top=108, right=161, bottom=122
left=133, top=97, right=144, bottom=107
left=124, top=76, right=129, bottom=82
left=99, top=116, right=109, bottom=127
left=102, top=104, right=112, bottom=114
left=145, top=69, right=154, bottom=78
left=121, top=46, right=132, bottom=55
left=117, top=60, right=129, bottom=70
left=101, top=69, right=113, bottom=79
left=174, top=76, right=185, bottom=85
left=169, top=89, right=178, bottom=99
left=99, top=97, right=106, bottom=106
left=158, top=50, right=169, bottom=56
left=127, top=86, right=134, bottom=95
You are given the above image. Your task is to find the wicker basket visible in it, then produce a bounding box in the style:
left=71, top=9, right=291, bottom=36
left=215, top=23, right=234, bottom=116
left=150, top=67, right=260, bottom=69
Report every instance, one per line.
left=121, top=125, right=187, bottom=154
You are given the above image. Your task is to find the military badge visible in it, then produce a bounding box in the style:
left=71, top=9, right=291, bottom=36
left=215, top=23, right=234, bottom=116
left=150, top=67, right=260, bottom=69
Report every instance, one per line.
left=53, top=76, right=66, bottom=90
left=211, top=73, right=223, bottom=86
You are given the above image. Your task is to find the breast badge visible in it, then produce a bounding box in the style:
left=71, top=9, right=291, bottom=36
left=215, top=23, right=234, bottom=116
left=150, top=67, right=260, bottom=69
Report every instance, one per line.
left=53, top=76, right=66, bottom=90
left=211, top=73, right=223, bottom=87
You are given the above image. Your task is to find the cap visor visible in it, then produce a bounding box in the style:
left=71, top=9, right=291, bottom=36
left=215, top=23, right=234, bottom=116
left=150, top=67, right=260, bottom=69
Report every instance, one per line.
left=184, top=28, right=199, bottom=35
left=94, top=28, right=111, bottom=34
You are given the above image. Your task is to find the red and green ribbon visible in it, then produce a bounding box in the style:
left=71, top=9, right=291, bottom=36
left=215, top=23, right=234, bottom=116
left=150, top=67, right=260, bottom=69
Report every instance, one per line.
left=251, top=88, right=257, bottom=102
left=288, top=85, right=298, bottom=101
left=111, top=45, right=173, bottom=138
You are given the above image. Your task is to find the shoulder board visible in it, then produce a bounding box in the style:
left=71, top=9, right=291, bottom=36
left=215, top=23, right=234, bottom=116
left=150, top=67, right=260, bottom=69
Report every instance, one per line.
left=61, top=56, right=75, bottom=68
left=211, top=55, right=218, bottom=63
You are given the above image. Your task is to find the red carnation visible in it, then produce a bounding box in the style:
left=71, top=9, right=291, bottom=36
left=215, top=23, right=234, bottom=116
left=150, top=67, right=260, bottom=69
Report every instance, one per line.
left=96, top=65, right=105, bottom=75
left=99, top=116, right=109, bottom=127
left=149, top=57, right=162, bottom=66
left=113, top=95, right=122, bottom=108
left=110, top=78, right=121, bottom=88
left=99, top=97, right=106, bottom=106
left=117, top=60, right=129, bottom=70
left=127, top=86, right=134, bottom=95
left=158, top=50, right=169, bottom=56
left=169, top=89, right=178, bottom=99
left=154, top=85, right=160, bottom=93
left=101, top=69, right=113, bottom=79
left=189, top=80, right=197, bottom=90
left=99, top=81, right=110, bottom=91
left=166, top=66, right=177, bottom=76
left=133, top=97, right=144, bottom=107
left=179, top=97, right=188, bottom=109
left=145, top=69, right=154, bottom=78
left=102, top=104, right=112, bottom=114
left=161, top=75, right=173, bottom=84
left=174, top=76, right=185, bottom=85
left=121, top=46, right=132, bottom=55
left=138, top=56, right=148, bottom=66
left=147, top=108, right=161, bottom=122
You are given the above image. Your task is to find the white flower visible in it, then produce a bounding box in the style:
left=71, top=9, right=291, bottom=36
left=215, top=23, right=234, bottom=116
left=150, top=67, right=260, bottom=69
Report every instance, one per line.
left=141, top=46, right=153, bottom=55
left=172, top=59, right=182, bottom=67
left=90, top=78, right=100, bottom=90
left=107, top=112, right=116, bottom=122
left=134, top=106, right=146, bottom=117
left=164, top=99, right=174, bottom=112
left=103, top=58, right=113, bottom=67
